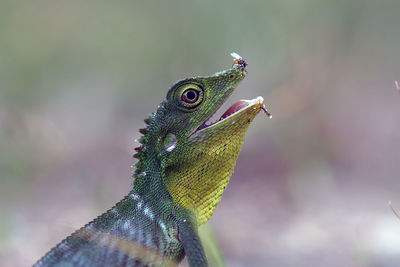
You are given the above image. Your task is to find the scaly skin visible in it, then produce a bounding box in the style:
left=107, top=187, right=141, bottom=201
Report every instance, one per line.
left=34, top=54, right=266, bottom=267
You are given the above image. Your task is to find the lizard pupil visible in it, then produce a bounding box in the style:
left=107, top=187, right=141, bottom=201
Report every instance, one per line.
left=182, top=89, right=199, bottom=103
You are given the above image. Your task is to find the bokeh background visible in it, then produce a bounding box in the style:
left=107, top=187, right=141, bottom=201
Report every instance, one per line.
left=1, top=1, right=400, bottom=266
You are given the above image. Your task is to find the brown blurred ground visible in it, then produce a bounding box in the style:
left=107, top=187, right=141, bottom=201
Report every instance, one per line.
left=1, top=1, right=400, bottom=266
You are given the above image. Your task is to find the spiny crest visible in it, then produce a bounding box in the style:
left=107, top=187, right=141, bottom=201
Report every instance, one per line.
left=131, top=100, right=169, bottom=181
left=132, top=114, right=152, bottom=178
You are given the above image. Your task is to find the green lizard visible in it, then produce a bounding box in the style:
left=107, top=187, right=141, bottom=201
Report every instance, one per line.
left=34, top=53, right=268, bottom=267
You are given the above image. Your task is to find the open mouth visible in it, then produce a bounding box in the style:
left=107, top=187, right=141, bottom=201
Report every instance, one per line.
left=190, top=53, right=271, bottom=137
left=194, top=96, right=267, bottom=134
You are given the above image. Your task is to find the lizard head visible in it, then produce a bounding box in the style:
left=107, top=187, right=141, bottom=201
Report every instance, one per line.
left=133, top=54, right=267, bottom=225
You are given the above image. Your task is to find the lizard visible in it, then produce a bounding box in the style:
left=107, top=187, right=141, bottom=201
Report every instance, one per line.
left=34, top=53, right=269, bottom=267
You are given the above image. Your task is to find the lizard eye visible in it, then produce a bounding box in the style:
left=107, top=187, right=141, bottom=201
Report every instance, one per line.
left=177, top=84, right=204, bottom=110
left=182, top=89, right=199, bottom=103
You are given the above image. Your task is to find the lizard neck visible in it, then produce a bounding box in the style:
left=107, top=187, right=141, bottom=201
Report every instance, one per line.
left=132, top=101, right=170, bottom=200
left=131, top=102, right=204, bottom=226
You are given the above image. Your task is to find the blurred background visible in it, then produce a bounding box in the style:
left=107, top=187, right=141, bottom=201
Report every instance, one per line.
left=1, top=1, right=400, bottom=266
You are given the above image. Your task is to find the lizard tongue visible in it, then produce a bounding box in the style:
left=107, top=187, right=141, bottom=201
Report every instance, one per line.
left=195, top=100, right=252, bottom=132
left=219, top=100, right=250, bottom=121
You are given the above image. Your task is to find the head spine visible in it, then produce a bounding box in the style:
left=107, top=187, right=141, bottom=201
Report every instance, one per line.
left=132, top=115, right=152, bottom=179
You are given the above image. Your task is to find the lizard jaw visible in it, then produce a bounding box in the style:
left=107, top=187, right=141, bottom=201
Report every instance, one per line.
left=193, top=96, right=267, bottom=134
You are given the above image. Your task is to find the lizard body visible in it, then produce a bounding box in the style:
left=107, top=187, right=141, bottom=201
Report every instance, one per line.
left=34, top=54, right=266, bottom=267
